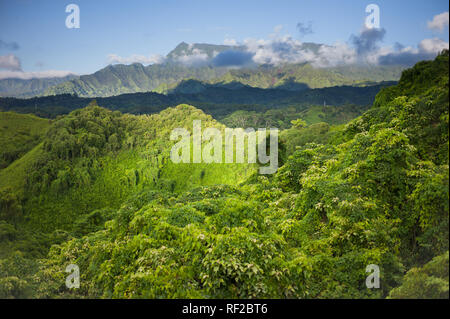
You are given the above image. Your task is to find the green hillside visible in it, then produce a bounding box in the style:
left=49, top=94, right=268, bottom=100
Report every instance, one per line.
left=220, top=103, right=370, bottom=130
left=0, top=51, right=448, bottom=299
left=0, top=112, right=51, bottom=169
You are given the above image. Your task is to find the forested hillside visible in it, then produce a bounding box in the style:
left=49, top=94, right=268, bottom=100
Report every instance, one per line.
left=0, top=81, right=393, bottom=120
left=0, top=51, right=448, bottom=299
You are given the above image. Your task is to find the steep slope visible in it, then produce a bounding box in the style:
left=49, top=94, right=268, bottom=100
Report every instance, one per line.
left=44, top=63, right=227, bottom=97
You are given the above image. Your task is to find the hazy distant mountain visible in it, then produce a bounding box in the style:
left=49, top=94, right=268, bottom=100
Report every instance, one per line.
left=0, top=75, right=77, bottom=98
left=3, top=42, right=405, bottom=98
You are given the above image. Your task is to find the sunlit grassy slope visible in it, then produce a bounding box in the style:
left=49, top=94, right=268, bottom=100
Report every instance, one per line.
left=0, top=112, right=51, bottom=170
left=1, top=104, right=256, bottom=232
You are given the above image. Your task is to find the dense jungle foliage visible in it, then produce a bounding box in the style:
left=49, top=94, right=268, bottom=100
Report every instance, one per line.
left=0, top=51, right=448, bottom=299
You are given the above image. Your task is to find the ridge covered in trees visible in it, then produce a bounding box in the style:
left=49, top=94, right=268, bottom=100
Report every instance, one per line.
left=0, top=81, right=393, bottom=121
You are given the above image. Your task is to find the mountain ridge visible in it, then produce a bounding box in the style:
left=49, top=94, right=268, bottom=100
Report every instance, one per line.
left=0, top=42, right=406, bottom=98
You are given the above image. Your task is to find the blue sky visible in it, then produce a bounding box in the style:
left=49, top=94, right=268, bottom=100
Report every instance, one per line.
left=0, top=0, right=448, bottom=77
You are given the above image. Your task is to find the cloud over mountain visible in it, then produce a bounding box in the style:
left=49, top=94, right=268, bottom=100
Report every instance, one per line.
left=0, top=70, right=76, bottom=80
left=378, top=38, right=449, bottom=65
left=173, top=48, right=211, bottom=67
left=100, top=9, right=449, bottom=71
left=107, top=53, right=166, bottom=65
left=243, top=36, right=316, bottom=65
left=239, top=23, right=448, bottom=67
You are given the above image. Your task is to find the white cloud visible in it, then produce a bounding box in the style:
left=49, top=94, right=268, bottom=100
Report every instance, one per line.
left=107, top=53, right=166, bottom=65
left=0, top=54, right=21, bottom=71
left=243, top=35, right=316, bottom=65
left=419, top=37, right=449, bottom=53
left=364, top=45, right=394, bottom=64
left=0, top=54, right=75, bottom=79
left=313, top=42, right=357, bottom=67
left=241, top=26, right=358, bottom=67
left=242, top=24, right=449, bottom=67
left=427, top=12, right=449, bottom=32
left=0, top=70, right=75, bottom=80
left=174, top=48, right=210, bottom=66
left=374, top=37, right=448, bottom=65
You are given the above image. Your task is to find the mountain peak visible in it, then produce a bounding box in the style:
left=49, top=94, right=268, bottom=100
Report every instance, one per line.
left=166, top=42, right=240, bottom=60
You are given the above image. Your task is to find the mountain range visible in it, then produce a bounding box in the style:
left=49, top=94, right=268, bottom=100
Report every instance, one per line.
left=0, top=42, right=406, bottom=98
